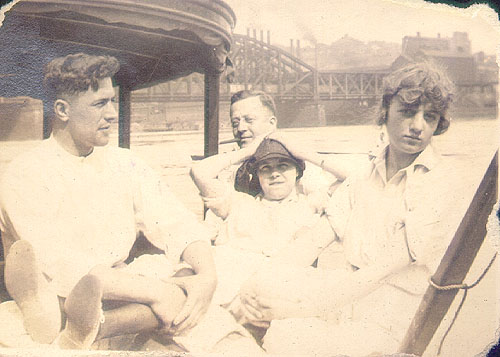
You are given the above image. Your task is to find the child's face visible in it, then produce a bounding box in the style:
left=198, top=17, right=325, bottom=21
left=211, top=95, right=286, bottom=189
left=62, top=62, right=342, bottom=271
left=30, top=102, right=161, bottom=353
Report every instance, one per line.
left=386, top=97, right=440, bottom=159
left=257, top=158, right=298, bottom=201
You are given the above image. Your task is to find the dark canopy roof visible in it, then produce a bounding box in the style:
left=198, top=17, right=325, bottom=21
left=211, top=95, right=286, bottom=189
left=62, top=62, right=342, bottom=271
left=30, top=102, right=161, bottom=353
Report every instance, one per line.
left=0, top=0, right=236, bottom=98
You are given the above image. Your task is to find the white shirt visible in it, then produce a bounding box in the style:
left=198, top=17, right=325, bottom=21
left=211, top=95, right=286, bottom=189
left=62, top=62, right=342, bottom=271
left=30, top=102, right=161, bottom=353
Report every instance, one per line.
left=0, top=138, right=210, bottom=297
left=324, top=144, right=466, bottom=294
left=206, top=189, right=321, bottom=256
left=204, top=188, right=322, bottom=305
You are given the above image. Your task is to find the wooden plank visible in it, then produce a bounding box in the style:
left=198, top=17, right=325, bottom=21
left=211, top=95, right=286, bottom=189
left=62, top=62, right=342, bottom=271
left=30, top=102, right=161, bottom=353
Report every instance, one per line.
left=204, top=71, right=220, bottom=157
left=118, top=85, right=131, bottom=149
left=399, top=150, right=498, bottom=355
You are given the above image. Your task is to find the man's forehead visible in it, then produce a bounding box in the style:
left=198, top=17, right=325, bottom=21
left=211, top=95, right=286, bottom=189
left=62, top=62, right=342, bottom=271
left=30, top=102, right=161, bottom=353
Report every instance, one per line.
left=230, top=96, right=266, bottom=115
left=69, top=77, right=115, bottom=100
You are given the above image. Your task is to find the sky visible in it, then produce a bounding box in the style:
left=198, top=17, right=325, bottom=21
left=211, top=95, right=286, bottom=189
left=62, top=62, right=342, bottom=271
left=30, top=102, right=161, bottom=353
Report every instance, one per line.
left=1, top=0, right=498, bottom=54
left=225, top=0, right=500, bottom=55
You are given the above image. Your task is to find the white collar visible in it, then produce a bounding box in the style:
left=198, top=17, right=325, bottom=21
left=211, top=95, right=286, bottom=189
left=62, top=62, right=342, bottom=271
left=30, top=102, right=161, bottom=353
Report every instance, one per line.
left=372, top=143, right=441, bottom=183
left=255, top=186, right=300, bottom=206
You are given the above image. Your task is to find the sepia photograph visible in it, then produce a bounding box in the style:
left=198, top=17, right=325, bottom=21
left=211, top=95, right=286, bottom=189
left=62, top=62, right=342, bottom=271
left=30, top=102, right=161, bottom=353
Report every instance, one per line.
left=0, top=0, right=499, bottom=356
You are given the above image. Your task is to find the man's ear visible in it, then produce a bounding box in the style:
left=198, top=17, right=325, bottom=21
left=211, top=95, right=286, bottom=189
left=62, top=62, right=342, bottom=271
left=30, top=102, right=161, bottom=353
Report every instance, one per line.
left=54, top=99, right=70, bottom=122
left=269, top=116, right=277, bottom=127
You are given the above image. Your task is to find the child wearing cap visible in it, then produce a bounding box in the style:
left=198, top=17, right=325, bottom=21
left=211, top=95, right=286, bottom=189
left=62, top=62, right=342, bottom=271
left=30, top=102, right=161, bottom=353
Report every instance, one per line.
left=190, top=137, right=333, bottom=321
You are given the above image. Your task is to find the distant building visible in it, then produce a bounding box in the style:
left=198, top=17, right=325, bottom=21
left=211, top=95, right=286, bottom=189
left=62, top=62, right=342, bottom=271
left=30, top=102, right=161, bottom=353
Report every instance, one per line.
left=392, top=32, right=498, bottom=114
left=402, top=31, right=471, bottom=57
left=395, top=32, right=477, bottom=84
left=473, top=51, right=499, bottom=84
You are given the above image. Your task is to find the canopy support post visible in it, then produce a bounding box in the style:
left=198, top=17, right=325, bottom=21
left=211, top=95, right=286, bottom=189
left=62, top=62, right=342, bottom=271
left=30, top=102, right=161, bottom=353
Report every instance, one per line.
left=119, top=85, right=131, bottom=149
left=204, top=71, right=220, bottom=157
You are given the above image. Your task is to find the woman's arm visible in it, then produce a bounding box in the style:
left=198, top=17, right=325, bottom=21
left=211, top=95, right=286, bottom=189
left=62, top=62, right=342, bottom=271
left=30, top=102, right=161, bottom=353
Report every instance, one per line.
left=267, top=132, right=349, bottom=181
left=190, top=150, right=249, bottom=198
left=190, top=135, right=265, bottom=198
left=315, top=255, right=410, bottom=318
left=240, top=251, right=411, bottom=322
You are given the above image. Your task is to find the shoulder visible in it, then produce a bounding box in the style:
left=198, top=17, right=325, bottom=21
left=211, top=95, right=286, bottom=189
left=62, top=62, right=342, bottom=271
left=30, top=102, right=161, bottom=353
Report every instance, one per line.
left=0, top=141, right=55, bottom=205
left=2, top=141, right=50, bottom=180
left=101, top=146, right=155, bottom=175
left=340, top=157, right=375, bottom=190
left=229, top=190, right=257, bottom=208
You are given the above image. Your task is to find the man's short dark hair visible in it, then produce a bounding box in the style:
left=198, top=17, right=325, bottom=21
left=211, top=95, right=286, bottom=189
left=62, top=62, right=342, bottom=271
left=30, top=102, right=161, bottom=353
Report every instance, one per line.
left=378, top=61, right=454, bottom=135
left=230, top=90, right=277, bottom=116
left=43, top=53, right=120, bottom=103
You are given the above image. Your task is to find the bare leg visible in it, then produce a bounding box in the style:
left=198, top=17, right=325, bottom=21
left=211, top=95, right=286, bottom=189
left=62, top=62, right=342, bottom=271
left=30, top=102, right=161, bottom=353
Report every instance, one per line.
left=88, top=265, right=189, bottom=330
left=95, top=268, right=194, bottom=340
left=97, top=303, right=159, bottom=339
left=4, top=240, right=61, bottom=344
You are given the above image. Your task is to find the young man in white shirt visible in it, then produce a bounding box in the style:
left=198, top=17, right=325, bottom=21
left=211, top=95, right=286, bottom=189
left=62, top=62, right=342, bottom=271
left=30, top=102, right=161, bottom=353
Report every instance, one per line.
left=0, top=53, right=244, bottom=352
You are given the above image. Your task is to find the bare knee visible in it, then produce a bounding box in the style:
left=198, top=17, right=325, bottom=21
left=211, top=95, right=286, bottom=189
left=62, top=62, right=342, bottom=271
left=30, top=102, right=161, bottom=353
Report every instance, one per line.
left=87, top=264, right=110, bottom=279
left=173, top=267, right=195, bottom=278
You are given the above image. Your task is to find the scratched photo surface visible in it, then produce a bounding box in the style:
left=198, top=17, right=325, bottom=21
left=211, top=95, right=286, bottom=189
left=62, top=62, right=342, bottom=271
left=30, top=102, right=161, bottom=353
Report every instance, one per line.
left=0, top=0, right=498, bottom=356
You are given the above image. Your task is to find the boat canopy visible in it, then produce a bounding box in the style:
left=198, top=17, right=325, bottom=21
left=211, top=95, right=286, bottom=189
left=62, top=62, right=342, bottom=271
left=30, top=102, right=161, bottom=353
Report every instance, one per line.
left=0, top=0, right=236, bottom=153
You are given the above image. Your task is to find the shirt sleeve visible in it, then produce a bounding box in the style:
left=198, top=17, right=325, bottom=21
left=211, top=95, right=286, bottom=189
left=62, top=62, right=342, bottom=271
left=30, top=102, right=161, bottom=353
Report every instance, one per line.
left=201, top=181, right=234, bottom=220
left=297, top=162, right=335, bottom=195
left=130, top=154, right=211, bottom=264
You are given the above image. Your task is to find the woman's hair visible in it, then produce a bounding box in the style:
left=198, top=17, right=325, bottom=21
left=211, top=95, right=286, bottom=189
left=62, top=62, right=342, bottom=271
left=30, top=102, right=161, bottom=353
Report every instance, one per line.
left=378, top=61, right=454, bottom=135
left=43, top=53, right=120, bottom=103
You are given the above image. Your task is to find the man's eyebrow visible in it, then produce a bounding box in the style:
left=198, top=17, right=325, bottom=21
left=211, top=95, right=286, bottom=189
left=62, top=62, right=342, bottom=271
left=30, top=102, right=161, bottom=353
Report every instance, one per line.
left=91, top=97, right=112, bottom=105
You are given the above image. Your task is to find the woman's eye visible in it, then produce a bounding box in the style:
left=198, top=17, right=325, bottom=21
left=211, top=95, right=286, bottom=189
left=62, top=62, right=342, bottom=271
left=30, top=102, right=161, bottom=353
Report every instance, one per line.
left=424, top=113, right=438, bottom=122
left=400, top=109, right=416, bottom=117
left=278, top=164, right=290, bottom=170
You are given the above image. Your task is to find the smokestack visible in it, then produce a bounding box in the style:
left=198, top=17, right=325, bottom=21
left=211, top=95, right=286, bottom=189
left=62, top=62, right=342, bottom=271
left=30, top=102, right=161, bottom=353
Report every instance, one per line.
left=437, top=33, right=441, bottom=38
left=296, top=39, right=301, bottom=59
left=253, top=29, right=257, bottom=39
left=290, top=39, right=294, bottom=56
left=267, top=30, right=271, bottom=44
left=260, top=30, right=264, bottom=42
left=246, top=28, right=250, bottom=37
left=417, top=32, right=421, bottom=37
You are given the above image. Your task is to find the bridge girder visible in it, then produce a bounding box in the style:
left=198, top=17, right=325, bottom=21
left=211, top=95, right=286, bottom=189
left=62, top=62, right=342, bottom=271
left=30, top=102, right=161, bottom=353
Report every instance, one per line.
left=132, top=34, right=498, bottom=105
